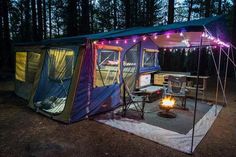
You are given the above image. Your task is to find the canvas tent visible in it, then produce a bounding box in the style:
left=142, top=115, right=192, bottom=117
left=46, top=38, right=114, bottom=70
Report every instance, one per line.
left=14, top=15, right=233, bottom=124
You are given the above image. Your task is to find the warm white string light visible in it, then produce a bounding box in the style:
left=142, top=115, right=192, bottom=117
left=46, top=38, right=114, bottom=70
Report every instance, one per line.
left=95, top=31, right=229, bottom=48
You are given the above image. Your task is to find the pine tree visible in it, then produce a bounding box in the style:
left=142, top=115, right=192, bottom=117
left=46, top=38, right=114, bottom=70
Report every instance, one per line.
left=79, top=0, right=90, bottom=34
left=233, top=0, right=236, bottom=45
left=37, top=0, right=43, bottom=40
left=205, top=0, right=211, bottom=17
left=66, top=0, right=78, bottom=36
left=168, top=0, right=175, bottom=24
left=31, top=0, right=38, bottom=40
left=48, top=0, right=52, bottom=38
left=43, top=0, right=47, bottom=38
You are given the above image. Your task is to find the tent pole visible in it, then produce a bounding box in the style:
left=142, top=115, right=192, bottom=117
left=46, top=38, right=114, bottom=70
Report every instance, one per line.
left=190, top=38, right=202, bottom=153
left=223, top=47, right=230, bottom=95
left=220, top=47, right=236, bottom=67
left=215, top=46, right=222, bottom=108
left=230, top=45, right=236, bottom=79
left=210, top=47, right=228, bottom=106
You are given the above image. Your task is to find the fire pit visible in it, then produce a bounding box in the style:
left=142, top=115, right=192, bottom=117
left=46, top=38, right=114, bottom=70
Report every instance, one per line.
left=158, top=96, right=176, bottom=118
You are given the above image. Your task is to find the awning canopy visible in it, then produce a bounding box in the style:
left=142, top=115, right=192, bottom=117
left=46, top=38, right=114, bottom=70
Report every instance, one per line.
left=14, top=15, right=230, bottom=48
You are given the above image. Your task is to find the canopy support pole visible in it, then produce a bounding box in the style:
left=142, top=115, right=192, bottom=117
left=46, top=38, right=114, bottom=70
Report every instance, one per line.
left=230, top=45, right=236, bottom=79
left=220, top=46, right=236, bottom=67
left=215, top=46, right=222, bottom=109
left=223, top=47, right=230, bottom=96
left=210, top=47, right=228, bottom=106
left=190, top=38, right=202, bottom=154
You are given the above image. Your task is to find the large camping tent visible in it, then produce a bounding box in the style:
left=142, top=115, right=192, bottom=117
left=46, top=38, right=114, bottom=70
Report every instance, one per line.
left=14, top=15, right=232, bottom=124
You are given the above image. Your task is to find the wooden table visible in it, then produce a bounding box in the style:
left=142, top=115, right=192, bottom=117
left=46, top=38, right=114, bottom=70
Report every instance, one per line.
left=186, top=75, right=209, bottom=99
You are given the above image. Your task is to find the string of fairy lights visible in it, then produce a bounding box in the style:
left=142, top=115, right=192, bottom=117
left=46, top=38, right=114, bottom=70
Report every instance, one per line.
left=93, top=31, right=230, bottom=56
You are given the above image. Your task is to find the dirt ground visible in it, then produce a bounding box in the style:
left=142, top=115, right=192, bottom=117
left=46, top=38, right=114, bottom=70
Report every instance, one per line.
left=1, top=79, right=236, bottom=157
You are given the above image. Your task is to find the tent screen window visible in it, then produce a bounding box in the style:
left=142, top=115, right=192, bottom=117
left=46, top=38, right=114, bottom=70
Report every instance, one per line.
left=95, top=49, right=119, bottom=87
left=48, top=49, right=74, bottom=81
left=143, top=50, right=157, bottom=67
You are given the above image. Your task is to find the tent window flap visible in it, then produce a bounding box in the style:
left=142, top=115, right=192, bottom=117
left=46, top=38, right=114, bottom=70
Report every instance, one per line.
left=16, top=52, right=27, bottom=82
left=27, top=52, right=41, bottom=83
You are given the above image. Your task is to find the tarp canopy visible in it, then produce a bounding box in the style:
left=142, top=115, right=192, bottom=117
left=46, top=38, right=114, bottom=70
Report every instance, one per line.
left=14, top=16, right=228, bottom=48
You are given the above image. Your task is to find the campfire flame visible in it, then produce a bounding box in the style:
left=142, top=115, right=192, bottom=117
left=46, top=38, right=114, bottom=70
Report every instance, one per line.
left=160, top=96, right=176, bottom=108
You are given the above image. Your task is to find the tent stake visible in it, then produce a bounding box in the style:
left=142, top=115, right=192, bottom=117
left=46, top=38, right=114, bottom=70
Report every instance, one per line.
left=190, top=38, right=202, bottom=153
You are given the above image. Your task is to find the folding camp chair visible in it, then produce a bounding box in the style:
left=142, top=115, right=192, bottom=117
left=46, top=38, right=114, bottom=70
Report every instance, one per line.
left=163, top=75, right=187, bottom=109
left=122, top=83, right=148, bottom=119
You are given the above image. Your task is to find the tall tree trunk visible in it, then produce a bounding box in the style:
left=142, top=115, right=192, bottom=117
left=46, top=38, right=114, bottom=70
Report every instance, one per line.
left=37, top=0, right=43, bottom=40
left=188, top=0, right=193, bottom=21
left=43, top=0, right=47, bottom=39
left=149, top=0, right=154, bottom=26
left=0, top=16, right=2, bottom=42
left=145, top=0, right=155, bottom=26
left=113, top=0, right=117, bottom=29
left=145, top=0, right=150, bottom=26
left=124, top=0, right=130, bottom=28
left=233, top=0, right=236, bottom=45
left=67, top=0, right=78, bottom=36
left=0, top=0, right=3, bottom=66
left=168, top=0, right=174, bottom=24
left=218, top=0, right=222, bottom=14
left=31, top=0, right=38, bottom=41
left=2, top=0, right=11, bottom=69
left=79, top=0, right=90, bottom=34
left=205, top=0, right=211, bottom=17
left=48, top=0, right=52, bottom=39
left=90, top=0, right=94, bottom=32
left=23, top=0, right=31, bottom=41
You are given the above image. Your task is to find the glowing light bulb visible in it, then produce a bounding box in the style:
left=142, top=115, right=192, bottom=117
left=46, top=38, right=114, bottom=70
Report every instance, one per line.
left=142, top=36, right=147, bottom=41
left=201, top=33, right=205, bottom=37
left=180, top=32, right=183, bottom=36
left=133, top=39, right=136, bottom=43
left=166, top=34, right=170, bottom=38
left=124, top=40, right=127, bottom=44
left=116, top=40, right=119, bottom=44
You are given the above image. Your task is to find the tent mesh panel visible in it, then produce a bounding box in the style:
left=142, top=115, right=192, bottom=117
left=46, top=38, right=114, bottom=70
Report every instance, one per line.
left=34, top=48, right=75, bottom=115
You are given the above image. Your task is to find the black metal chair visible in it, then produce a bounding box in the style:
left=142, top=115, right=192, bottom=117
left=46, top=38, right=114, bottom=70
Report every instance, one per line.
left=164, top=75, right=187, bottom=109
left=122, top=83, right=148, bottom=119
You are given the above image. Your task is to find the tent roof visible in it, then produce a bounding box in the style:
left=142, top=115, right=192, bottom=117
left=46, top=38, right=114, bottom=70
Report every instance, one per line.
left=14, top=15, right=229, bottom=47
left=94, top=16, right=228, bottom=40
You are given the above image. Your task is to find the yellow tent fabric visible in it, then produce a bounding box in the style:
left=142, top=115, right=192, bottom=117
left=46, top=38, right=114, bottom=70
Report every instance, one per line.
left=27, top=52, right=41, bottom=82
left=48, top=49, right=74, bottom=80
left=16, top=52, right=27, bottom=81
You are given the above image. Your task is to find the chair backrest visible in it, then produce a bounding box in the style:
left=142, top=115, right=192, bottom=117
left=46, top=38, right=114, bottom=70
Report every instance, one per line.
left=167, top=75, right=186, bottom=95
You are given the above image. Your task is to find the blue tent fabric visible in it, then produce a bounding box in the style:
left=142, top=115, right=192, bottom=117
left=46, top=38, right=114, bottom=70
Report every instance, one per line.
left=33, top=46, right=78, bottom=110
left=71, top=43, right=93, bottom=121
